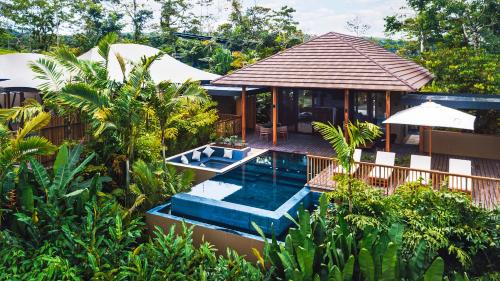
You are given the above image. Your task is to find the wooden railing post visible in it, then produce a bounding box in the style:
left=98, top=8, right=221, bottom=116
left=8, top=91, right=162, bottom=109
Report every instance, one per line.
left=385, top=91, right=391, bottom=152
left=305, top=154, right=500, bottom=209
left=241, top=86, right=246, bottom=142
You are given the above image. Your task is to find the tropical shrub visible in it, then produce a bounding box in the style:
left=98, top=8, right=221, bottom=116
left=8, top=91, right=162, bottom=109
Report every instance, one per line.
left=387, top=183, right=500, bottom=275
left=328, top=181, right=500, bottom=277
left=254, top=195, right=448, bottom=281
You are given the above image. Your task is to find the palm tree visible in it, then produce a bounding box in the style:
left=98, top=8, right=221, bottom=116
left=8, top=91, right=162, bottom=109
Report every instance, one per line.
left=0, top=112, right=57, bottom=225
left=148, top=80, right=215, bottom=161
left=313, top=120, right=381, bottom=213
left=31, top=33, right=217, bottom=191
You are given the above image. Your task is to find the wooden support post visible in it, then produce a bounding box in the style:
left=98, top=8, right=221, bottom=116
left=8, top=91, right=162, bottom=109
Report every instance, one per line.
left=419, top=126, right=424, bottom=153
left=344, top=89, right=349, bottom=137
left=241, top=86, right=246, bottom=142
left=272, top=87, right=278, bottom=145
left=385, top=91, right=391, bottom=152
left=428, top=126, right=432, bottom=156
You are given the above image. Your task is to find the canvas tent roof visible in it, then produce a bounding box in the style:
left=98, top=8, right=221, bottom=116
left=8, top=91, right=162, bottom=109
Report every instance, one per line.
left=0, top=53, right=47, bottom=90
left=212, top=32, right=434, bottom=91
left=79, top=43, right=220, bottom=84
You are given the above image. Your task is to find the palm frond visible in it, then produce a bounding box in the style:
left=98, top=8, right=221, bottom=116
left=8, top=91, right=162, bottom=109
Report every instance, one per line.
left=0, top=98, right=44, bottom=124
left=52, top=47, right=83, bottom=75
left=58, top=83, right=110, bottom=114
left=30, top=58, right=65, bottom=92
left=97, top=32, right=118, bottom=63
left=16, top=111, right=51, bottom=142
left=313, top=122, right=350, bottom=157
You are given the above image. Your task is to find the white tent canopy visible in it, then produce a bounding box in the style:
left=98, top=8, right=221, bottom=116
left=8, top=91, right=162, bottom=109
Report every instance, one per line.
left=0, top=53, right=47, bottom=89
left=383, top=101, right=475, bottom=130
left=78, top=43, right=220, bottom=84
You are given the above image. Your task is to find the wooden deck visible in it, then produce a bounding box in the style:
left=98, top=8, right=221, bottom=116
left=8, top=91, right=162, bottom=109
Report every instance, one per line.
left=307, top=155, right=500, bottom=209
left=246, top=132, right=500, bottom=208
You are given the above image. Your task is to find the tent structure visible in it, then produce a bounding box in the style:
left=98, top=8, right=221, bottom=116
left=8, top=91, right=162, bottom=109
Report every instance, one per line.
left=383, top=101, right=476, bottom=155
left=79, top=43, right=220, bottom=84
left=0, top=53, right=47, bottom=90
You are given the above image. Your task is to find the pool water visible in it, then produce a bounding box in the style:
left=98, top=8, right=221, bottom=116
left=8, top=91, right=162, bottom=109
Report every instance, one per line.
left=167, top=150, right=313, bottom=237
left=210, top=151, right=307, bottom=211
left=202, top=159, right=232, bottom=169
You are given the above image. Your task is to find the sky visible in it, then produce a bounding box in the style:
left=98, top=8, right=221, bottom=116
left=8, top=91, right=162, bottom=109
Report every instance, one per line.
left=144, top=0, right=408, bottom=39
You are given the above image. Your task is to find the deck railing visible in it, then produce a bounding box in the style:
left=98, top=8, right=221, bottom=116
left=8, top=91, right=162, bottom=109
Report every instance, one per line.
left=307, top=155, right=500, bottom=209
left=215, top=114, right=241, bottom=137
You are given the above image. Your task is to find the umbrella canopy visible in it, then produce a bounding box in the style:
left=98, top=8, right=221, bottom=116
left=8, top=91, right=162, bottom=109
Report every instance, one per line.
left=383, top=101, right=475, bottom=130
left=79, top=43, right=220, bottom=84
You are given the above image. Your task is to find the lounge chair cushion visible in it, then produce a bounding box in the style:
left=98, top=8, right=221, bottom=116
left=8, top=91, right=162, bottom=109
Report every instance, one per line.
left=202, top=146, right=215, bottom=158
left=180, top=155, right=189, bottom=164
left=223, top=149, right=233, bottom=159
left=192, top=150, right=202, bottom=161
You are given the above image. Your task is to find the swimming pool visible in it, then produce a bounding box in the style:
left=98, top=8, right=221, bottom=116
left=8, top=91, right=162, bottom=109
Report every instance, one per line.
left=167, top=151, right=313, bottom=236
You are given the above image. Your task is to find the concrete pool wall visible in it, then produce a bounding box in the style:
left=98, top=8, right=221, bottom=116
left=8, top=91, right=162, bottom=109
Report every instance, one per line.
left=146, top=203, right=266, bottom=263
left=171, top=187, right=312, bottom=236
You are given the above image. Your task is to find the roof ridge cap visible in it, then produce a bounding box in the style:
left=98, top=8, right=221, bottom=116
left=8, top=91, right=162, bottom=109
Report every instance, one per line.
left=333, top=33, right=416, bottom=91
left=211, top=33, right=332, bottom=85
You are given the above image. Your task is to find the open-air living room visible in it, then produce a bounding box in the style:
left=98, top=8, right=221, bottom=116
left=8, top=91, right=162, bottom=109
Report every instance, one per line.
left=1, top=0, right=499, bottom=280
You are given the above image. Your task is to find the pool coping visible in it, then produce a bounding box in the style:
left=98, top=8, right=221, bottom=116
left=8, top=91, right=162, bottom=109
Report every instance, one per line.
left=165, top=144, right=268, bottom=174
left=172, top=186, right=311, bottom=220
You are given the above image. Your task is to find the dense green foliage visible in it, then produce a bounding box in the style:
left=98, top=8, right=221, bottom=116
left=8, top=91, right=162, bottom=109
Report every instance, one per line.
left=254, top=195, right=467, bottom=281
left=327, top=180, right=500, bottom=278
left=1, top=0, right=499, bottom=279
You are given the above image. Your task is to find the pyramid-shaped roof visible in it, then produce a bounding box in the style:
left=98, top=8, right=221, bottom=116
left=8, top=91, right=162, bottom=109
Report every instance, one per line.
left=212, top=32, right=433, bottom=91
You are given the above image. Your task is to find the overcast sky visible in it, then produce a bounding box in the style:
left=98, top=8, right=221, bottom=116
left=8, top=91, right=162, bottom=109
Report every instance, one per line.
left=143, top=0, right=408, bottom=38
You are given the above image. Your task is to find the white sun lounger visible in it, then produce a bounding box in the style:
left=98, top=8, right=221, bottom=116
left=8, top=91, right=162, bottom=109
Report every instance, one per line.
left=333, top=149, right=362, bottom=175
left=448, top=159, right=472, bottom=193
left=369, top=151, right=395, bottom=185
left=406, top=155, right=432, bottom=184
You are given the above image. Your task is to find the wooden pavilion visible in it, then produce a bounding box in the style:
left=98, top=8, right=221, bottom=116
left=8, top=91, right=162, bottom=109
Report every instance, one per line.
left=211, top=32, right=434, bottom=151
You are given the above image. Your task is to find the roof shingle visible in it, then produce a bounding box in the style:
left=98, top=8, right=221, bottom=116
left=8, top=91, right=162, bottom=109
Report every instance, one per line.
left=212, top=32, right=434, bottom=91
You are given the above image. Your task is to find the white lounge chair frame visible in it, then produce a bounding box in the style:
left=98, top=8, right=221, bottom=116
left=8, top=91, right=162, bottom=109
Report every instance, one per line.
left=406, top=155, right=432, bottom=184
left=448, top=159, right=472, bottom=193
left=368, top=151, right=395, bottom=186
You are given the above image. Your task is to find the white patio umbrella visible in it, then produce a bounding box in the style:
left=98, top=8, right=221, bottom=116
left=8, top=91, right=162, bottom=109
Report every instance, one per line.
left=383, top=101, right=476, bottom=155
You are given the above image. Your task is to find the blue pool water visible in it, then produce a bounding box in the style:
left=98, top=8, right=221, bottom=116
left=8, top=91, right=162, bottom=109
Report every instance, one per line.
left=215, top=151, right=307, bottom=210
left=168, top=150, right=312, bottom=236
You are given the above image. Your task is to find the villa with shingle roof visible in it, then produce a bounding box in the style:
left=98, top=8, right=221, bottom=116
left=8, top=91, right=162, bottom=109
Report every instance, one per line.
left=211, top=32, right=434, bottom=149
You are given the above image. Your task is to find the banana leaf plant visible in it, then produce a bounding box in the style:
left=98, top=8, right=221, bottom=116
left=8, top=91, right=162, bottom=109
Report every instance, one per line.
left=253, top=194, right=451, bottom=281
left=13, top=144, right=109, bottom=243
